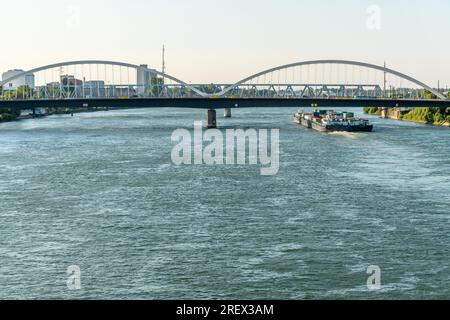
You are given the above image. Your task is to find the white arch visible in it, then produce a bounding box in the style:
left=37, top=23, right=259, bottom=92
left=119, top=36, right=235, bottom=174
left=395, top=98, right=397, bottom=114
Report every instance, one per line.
left=219, top=60, right=446, bottom=100
left=1, top=59, right=445, bottom=100
left=0, top=60, right=207, bottom=97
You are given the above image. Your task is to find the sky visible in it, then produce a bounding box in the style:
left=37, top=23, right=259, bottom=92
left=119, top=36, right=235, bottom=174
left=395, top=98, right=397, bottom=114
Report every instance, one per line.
left=0, top=0, right=449, bottom=87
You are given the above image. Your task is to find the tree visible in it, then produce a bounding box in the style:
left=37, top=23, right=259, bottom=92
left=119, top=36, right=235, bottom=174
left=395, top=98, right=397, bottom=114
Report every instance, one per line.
left=16, top=86, right=32, bottom=99
left=423, top=90, right=438, bottom=100
left=0, top=107, right=20, bottom=122
left=147, top=76, right=165, bottom=97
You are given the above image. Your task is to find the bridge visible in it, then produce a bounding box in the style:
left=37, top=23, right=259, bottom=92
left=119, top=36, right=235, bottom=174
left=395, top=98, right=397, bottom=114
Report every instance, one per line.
left=1, top=59, right=449, bottom=127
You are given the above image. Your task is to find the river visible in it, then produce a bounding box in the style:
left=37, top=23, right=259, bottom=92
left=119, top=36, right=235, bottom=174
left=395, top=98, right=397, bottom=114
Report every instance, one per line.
left=0, top=107, right=449, bottom=299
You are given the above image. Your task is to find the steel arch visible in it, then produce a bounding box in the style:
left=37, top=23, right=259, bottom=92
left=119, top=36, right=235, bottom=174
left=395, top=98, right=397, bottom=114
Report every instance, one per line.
left=0, top=60, right=208, bottom=97
left=218, top=60, right=446, bottom=100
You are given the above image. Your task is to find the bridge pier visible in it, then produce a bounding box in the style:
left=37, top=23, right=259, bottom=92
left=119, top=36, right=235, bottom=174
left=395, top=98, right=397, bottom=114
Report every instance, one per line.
left=207, top=109, right=217, bottom=128
left=224, top=108, right=232, bottom=118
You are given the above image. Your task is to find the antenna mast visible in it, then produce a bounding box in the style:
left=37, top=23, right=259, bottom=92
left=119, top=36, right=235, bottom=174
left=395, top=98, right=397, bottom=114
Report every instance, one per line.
left=383, top=61, right=387, bottom=98
left=162, top=45, right=166, bottom=84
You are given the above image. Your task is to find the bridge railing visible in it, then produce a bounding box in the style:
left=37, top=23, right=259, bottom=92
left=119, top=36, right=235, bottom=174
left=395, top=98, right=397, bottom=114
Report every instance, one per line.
left=0, top=83, right=435, bottom=101
left=217, top=84, right=431, bottom=100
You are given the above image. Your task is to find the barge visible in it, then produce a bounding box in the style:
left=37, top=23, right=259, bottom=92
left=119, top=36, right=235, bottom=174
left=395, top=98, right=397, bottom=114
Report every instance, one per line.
left=294, top=110, right=373, bottom=132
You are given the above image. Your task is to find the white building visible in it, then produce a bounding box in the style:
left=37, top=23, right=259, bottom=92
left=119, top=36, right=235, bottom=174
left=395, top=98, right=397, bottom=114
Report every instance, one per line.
left=1, top=69, right=35, bottom=91
left=137, top=64, right=157, bottom=96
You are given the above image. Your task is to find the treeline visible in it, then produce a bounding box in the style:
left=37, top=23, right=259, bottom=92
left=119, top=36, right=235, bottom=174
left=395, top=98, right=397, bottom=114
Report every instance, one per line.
left=363, top=107, right=450, bottom=125
left=401, top=107, right=450, bottom=124
left=363, top=107, right=382, bottom=115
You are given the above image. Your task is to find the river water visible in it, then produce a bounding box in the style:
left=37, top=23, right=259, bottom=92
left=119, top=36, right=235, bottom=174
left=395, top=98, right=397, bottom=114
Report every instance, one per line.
left=0, top=107, right=449, bottom=299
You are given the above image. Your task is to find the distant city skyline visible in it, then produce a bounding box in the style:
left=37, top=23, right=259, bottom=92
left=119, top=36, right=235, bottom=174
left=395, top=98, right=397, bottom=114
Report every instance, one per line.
left=0, top=0, right=449, bottom=87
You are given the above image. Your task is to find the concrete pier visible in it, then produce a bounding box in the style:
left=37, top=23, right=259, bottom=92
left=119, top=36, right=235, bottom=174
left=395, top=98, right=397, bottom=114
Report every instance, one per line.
left=207, top=109, right=217, bottom=128
left=224, top=108, right=232, bottom=118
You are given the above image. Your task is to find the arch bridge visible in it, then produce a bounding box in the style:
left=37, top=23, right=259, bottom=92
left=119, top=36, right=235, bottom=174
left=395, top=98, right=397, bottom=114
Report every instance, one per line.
left=0, top=60, right=449, bottom=126
left=0, top=59, right=447, bottom=100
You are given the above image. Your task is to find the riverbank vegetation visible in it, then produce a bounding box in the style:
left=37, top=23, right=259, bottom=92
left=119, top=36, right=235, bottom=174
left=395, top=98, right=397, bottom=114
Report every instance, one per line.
left=401, top=107, right=450, bottom=125
left=0, top=105, right=112, bottom=124
left=364, top=107, right=450, bottom=126
left=0, top=108, right=20, bottom=123
left=363, top=107, right=382, bottom=115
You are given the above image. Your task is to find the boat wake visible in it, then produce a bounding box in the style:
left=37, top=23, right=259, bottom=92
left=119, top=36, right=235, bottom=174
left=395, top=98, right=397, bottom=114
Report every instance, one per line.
left=327, top=131, right=364, bottom=139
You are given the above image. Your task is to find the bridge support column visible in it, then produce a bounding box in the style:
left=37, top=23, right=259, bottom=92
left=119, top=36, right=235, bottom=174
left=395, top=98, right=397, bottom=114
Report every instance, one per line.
left=207, top=109, right=217, bottom=128
left=224, top=108, right=232, bottom=118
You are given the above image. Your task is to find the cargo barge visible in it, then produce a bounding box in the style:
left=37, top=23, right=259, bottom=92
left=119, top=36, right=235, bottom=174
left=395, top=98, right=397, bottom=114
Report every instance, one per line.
left=294, top=110, right=373, bottom=132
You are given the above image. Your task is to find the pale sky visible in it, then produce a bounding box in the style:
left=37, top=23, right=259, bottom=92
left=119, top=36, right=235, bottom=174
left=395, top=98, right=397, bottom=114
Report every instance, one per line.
left=0, top=0, right=449, bottom=87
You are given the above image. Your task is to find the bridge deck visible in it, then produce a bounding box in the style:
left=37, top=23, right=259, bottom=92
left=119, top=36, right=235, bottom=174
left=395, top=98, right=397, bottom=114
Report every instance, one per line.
left=1, top=97, right=449, bottom=110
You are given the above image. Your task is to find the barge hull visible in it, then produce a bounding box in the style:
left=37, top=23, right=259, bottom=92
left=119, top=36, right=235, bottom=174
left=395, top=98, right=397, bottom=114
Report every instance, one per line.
left=324, top=125, right=374, bottom=132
